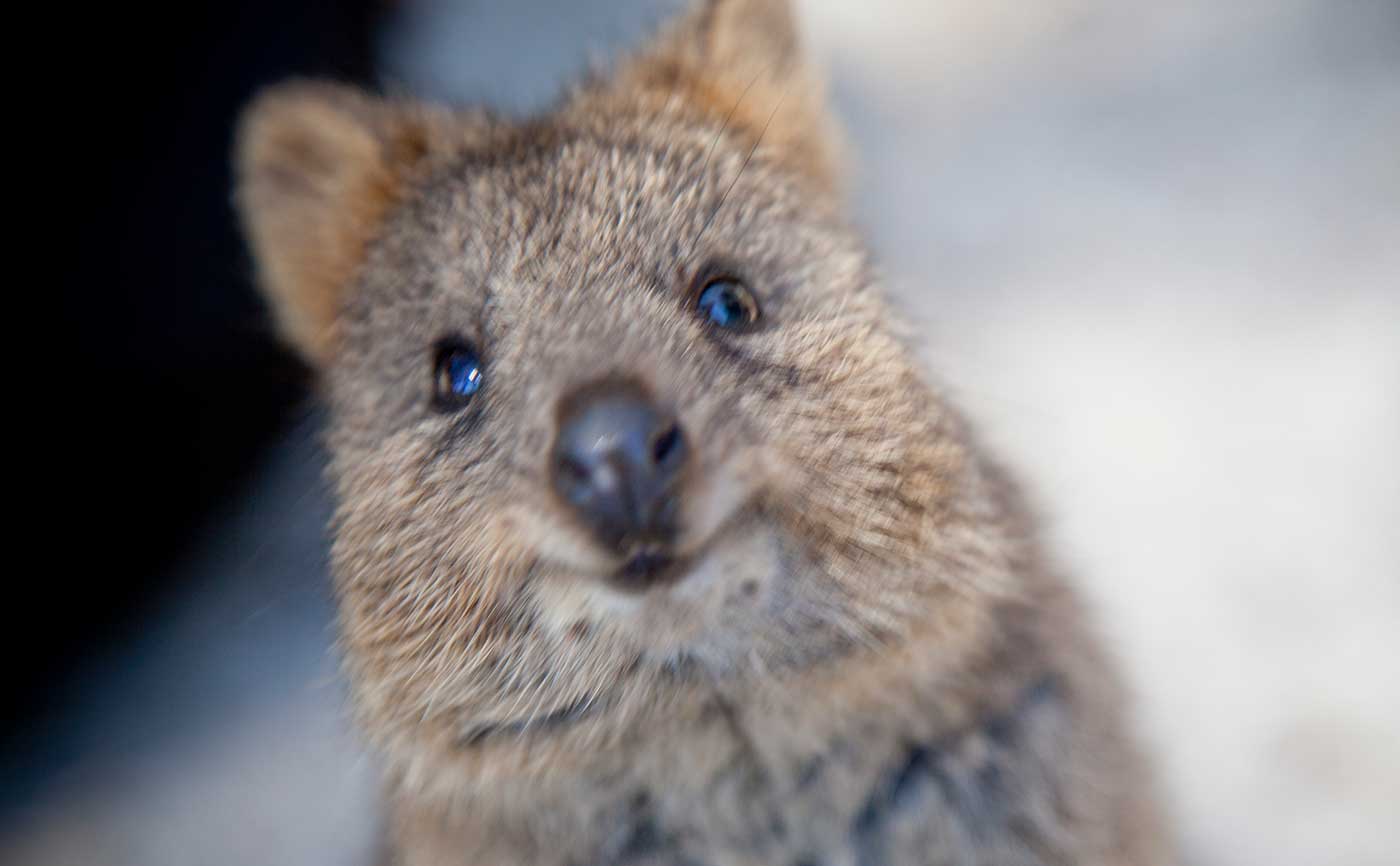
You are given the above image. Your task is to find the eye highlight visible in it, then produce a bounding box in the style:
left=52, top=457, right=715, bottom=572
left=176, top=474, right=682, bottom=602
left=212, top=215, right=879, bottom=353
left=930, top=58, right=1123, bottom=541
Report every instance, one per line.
left=432, top=340, right=485, bottom=410
left=696, top=277, right=760, bottom=330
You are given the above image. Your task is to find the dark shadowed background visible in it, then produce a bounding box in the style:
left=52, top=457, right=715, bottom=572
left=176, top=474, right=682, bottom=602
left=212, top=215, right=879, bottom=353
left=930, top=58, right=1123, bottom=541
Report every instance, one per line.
left=20, top=1, right=1400, bottom=864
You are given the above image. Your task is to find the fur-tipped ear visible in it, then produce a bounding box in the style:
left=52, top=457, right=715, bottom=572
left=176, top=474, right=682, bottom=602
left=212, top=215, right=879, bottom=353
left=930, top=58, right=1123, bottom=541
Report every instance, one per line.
left=234, top=82, right=441, bottom=364
left=607, top=0, right=842, bottom=191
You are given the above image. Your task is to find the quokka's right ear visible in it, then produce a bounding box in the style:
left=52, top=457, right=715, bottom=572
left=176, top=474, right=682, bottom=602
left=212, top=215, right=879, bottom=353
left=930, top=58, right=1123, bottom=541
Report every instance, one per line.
left=601, top=0, right=844, bottom=194
left=234, top=81, right=444, bottom=365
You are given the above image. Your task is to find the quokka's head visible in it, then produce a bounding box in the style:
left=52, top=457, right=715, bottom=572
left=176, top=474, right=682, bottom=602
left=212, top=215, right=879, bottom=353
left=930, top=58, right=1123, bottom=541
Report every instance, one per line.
left=237, top=0, right=994, bottom=765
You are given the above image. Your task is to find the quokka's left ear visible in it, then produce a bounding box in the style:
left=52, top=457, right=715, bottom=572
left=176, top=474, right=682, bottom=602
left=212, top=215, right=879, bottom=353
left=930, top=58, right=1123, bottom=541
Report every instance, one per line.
left=598, top=0, right=844, bottom=193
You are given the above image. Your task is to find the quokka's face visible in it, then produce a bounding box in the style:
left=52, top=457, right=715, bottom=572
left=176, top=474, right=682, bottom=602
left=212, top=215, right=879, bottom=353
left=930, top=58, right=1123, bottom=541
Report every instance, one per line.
left=239, top=0, right=971, bottom=749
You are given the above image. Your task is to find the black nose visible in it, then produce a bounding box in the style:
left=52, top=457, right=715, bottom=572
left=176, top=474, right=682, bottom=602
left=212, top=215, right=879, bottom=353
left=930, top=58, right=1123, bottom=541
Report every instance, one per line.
left=551, top=380, right=688, bottom=555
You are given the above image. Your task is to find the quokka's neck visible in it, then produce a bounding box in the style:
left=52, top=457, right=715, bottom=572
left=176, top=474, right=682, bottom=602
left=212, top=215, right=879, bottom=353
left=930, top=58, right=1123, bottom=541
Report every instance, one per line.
left=386, top=615, right=1085, bottom=866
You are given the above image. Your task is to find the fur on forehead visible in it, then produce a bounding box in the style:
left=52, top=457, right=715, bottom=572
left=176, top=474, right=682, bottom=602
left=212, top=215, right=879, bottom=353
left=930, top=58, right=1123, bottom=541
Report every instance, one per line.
left=233, top=0, right=839, bottom=366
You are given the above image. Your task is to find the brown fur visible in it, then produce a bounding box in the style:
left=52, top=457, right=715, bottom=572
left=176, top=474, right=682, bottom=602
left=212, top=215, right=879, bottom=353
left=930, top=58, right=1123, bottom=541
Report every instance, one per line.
left=234, top=1, right=1173, bottom=863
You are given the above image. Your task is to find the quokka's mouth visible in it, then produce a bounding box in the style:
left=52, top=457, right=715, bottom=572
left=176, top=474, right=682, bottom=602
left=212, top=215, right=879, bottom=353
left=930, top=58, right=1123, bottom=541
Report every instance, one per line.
left=603, top=493, right=764, bottom=593
left=611, top=547, right=686, bottom=592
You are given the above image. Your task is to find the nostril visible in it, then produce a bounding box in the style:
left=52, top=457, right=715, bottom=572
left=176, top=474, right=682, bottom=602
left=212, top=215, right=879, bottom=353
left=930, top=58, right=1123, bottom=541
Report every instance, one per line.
left=651, top=422, right=684, bottom=467
left=556, top=454, right=592, bottom=490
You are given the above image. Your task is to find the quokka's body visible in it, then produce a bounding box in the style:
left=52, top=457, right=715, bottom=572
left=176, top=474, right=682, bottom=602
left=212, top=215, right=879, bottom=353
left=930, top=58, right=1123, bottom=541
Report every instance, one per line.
left=235, top=1, right=1173, bottom=863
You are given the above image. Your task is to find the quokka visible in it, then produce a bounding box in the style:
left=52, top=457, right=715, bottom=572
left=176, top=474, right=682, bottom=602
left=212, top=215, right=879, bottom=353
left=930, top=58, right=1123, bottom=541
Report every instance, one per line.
left=235, top=0, right=1173, bottom=862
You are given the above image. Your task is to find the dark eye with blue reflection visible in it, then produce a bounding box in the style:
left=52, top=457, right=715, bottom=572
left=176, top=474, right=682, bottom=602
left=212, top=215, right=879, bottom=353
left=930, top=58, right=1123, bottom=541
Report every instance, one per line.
left=432, top=340, right=485, bottom=410
left=696, top=278, right=760, bottom=329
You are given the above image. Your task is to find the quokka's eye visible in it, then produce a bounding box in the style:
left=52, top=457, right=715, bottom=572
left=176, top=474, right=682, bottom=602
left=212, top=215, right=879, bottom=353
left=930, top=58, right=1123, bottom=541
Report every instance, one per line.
left=432, top=340, right=485, bottom=410
left=696, top=277, right=760, bottom=330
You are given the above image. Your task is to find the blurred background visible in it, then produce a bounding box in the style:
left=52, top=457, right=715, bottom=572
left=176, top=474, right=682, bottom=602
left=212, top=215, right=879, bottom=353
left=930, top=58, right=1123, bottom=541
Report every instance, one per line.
left=20, top=0, right=1400, bottom=864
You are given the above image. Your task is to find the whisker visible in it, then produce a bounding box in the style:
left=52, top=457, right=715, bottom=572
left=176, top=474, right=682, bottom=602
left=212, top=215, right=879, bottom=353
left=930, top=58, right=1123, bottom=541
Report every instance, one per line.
left=695, top=68, right=765, bottom=197
left=685, top=79, right=791, bottom=264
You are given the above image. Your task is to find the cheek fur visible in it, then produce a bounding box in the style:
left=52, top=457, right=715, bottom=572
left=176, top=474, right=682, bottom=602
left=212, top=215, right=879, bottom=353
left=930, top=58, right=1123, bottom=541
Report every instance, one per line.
left=759, top=322, right=966, bottom=588
left=330, top=437, right=544, bottom=718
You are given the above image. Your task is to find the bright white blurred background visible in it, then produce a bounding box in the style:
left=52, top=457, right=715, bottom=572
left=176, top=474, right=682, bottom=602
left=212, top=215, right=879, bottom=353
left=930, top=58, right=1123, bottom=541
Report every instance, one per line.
left=7, top=1, right=1397, bottom=864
